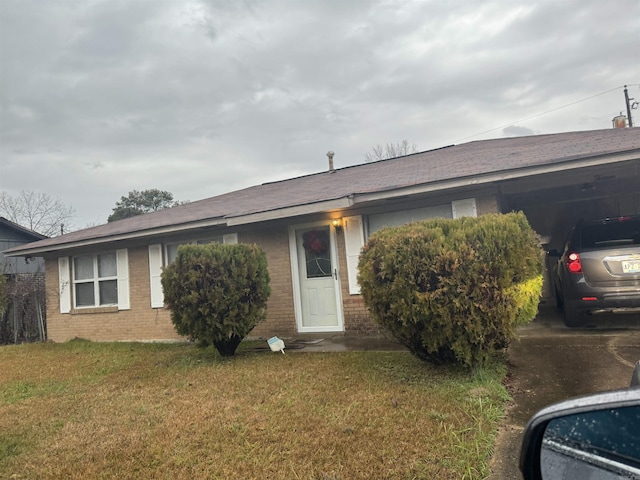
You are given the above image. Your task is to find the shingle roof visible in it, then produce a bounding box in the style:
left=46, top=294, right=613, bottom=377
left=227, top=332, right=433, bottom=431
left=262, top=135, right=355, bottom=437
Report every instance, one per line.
left=0, top=217, right=48, bottom=241
left=5, top=128, right=640, bottom=255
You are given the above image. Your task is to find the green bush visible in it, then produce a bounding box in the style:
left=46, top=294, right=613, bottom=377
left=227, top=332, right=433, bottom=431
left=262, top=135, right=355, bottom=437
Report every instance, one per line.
left=357, top=212, right=544, bottom=367
left=161, top=243, right=271, bottom=356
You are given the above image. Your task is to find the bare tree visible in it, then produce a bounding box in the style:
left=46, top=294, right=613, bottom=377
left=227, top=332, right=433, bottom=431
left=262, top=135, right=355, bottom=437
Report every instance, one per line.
left=0, top=190, right=75, bottom=237
left=364, top=140, right=419, bottom=162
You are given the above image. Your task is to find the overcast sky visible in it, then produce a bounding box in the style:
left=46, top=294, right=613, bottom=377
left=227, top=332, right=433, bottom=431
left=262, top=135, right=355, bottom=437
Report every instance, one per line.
left=1, top=0, right=639, bottom=230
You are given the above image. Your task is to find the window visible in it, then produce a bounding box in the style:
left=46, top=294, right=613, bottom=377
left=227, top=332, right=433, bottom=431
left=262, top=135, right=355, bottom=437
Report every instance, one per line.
left=367, top=204, right=453, bottom=237
left=301, top=228, right=332, bottom=278
left=580, top=218, right=640, bottom=248
left=198, top=236, right=223, bottom=245
left=59, top=249, right=129, bottom=313
left=150, top=234, right=237, bottom=308
left=73, top=253, right=118, bottom=307
left=166, top=237, right=224, bottom=264
left=166, top=243, right=187, bottom=265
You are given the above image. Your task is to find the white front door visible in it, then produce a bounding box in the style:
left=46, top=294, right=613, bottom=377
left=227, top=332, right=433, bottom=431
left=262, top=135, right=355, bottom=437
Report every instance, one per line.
left=290, top=224, right=343, bottom=332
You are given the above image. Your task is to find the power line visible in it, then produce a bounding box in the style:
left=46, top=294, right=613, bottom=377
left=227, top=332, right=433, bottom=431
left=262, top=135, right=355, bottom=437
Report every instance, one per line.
left=453, top=85, right=636, bottom=143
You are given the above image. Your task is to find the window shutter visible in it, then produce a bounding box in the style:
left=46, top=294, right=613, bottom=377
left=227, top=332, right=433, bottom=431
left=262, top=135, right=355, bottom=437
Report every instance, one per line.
left=58, top=257, right=71, bottom=313
left=452, top=198, right=477, bottom=218
left=343, top=215, right=365, bottom=294
left=148, top=244, right=164, bottom=308
left=223, top=233, right=238, bottom=244
left=116, top=249, right=130, bottom=310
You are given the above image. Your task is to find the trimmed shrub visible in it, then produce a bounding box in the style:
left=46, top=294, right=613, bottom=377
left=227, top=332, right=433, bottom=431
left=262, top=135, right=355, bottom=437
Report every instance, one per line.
left=357, top=212, right=544, bottom=367
left=161, top=243, right=271, bottom=356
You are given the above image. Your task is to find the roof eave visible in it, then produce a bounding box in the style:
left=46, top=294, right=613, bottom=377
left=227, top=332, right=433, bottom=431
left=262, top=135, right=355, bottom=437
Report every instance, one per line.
left=0, top=217, right=48, bottom=241
left=3, top=217, right=227, bottom=257
left=353, top=150, right=640, bottom=203
left=226, top=197, right=354, bottom=226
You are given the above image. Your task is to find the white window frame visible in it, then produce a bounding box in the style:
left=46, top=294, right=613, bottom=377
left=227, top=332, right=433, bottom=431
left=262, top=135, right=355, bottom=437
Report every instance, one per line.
left=72, top=252, right=118, bottom=309
left=197, top=236, right=224, bottom=245
left=165, top=242, right=189, bottom=265
left=150, top=233, right=238, bottom=307
left=364, top=199, right=478, bottom=240
left=165, top=234, right=236, bottom=265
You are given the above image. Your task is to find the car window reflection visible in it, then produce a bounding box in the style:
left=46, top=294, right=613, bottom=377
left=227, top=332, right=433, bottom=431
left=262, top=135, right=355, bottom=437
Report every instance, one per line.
left=540, top=406, right=640, bottom=479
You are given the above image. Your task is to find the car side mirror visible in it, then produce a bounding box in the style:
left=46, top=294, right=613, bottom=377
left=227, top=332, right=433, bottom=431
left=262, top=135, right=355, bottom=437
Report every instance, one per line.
left=520, top=388, right=640, bottom=480
left=546, top=249, right=560, bottom=257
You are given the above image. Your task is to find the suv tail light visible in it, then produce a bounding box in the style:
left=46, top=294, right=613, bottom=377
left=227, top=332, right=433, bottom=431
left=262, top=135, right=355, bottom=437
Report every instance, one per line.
left=567, top=252, right=582, bottom=274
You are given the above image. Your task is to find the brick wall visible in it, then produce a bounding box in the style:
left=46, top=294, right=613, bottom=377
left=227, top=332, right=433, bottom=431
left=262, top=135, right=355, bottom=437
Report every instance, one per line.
left=334, top=229, right=380, bottom=334
left=44, top=195, right=500, bottom=343
left=476, top=194, right=500, bottom=215
left=241, top=226, right=298, bottom=338
left=245, top=224, right=380, bottom=338
left=45, top=249, right=182, bottom=342
left=45, top=228, right=301, bottom=342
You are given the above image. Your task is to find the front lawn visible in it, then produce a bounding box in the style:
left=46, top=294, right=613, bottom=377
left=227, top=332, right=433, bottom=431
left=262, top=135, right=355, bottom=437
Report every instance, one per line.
left=0, top=341, right=508, bottom=479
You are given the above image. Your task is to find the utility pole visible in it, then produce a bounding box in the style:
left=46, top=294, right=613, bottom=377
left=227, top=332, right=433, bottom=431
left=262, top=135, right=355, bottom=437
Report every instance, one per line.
left=624, top=85, right=634, bottom=127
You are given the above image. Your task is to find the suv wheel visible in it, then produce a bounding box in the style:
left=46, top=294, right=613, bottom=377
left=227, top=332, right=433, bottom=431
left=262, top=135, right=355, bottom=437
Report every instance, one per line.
left=555, top=288, right=564, bottom=310
left=563, top=300, right=586, bottom=328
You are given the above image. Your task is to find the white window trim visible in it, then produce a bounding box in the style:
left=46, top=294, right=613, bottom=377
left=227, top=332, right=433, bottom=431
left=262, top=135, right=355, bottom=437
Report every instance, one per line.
left=58, top=257, right=71, bottom=314
left=353, top=198, right=477, bottom=295
left=71, top=250, right=129, bottom=309
left=116, top=249, right=130, bottom=310
left=343, top=215, right=365, bottom=295
left=164, top=234, right=237, bottom=265
left=151, top=233, right=238, bottom=308
left=149, top=244, right=164, bottom=308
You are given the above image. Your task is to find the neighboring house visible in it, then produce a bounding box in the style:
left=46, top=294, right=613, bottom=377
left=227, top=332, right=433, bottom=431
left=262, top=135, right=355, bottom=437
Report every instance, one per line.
left=4, top=128, right=640, bottom=342
left=0, top=217, right=47, bottom=275
left=0, top=217, right=48, bottom=343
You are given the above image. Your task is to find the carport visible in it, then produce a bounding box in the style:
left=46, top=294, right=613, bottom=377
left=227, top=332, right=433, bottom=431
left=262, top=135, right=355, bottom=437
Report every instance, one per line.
left=497, top=147, right=640, bottom=304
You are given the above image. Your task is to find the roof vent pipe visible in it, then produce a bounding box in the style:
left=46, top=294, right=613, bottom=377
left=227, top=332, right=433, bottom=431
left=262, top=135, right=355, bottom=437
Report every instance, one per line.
left=327, top=151, right=335, bottom=172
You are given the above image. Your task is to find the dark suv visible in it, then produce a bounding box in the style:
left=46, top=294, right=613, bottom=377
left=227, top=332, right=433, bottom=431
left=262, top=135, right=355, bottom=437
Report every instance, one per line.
left=555, top=215, right=640, bottom=327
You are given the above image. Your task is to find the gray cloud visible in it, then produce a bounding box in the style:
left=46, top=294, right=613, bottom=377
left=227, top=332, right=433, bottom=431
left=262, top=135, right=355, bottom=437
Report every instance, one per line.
left=1, top=0, right=639, bottom=228
left=503, top=125, right=536, bottom=137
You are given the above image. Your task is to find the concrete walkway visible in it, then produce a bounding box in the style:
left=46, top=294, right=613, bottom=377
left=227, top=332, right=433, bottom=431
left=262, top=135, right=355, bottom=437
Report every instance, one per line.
left=489, top=306, right=640, bottom=479
left=285, top=334, right=409, bottom=352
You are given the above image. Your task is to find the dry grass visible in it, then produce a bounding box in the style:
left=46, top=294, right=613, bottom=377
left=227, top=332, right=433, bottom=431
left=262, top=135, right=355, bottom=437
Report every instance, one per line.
left=0, top=341, right=509, bottom=479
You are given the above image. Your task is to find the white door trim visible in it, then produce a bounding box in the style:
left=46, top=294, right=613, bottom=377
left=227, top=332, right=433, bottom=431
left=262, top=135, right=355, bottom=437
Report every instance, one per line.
left=288, top=220, right=344, bottom=333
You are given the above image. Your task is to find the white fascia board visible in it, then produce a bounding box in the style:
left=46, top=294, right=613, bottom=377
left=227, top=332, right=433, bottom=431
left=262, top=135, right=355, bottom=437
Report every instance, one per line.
left=353, top=152, right=639, bottom=204
left=226, top=197, right=354, bottom=226
left=3, top=218, right=227, bottom=257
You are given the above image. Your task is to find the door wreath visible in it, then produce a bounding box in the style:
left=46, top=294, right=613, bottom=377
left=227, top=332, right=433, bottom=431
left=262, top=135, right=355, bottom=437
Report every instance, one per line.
left=302, top=229, right=329, bottom=255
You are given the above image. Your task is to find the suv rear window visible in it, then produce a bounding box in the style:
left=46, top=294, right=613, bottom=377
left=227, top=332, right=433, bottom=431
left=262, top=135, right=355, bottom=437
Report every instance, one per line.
left=580, top=218, right=640, bottom=248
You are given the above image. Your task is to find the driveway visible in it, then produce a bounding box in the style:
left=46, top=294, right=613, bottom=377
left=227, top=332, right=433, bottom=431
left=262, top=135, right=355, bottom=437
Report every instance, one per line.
left=489, top=305, right=640, bottom=479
